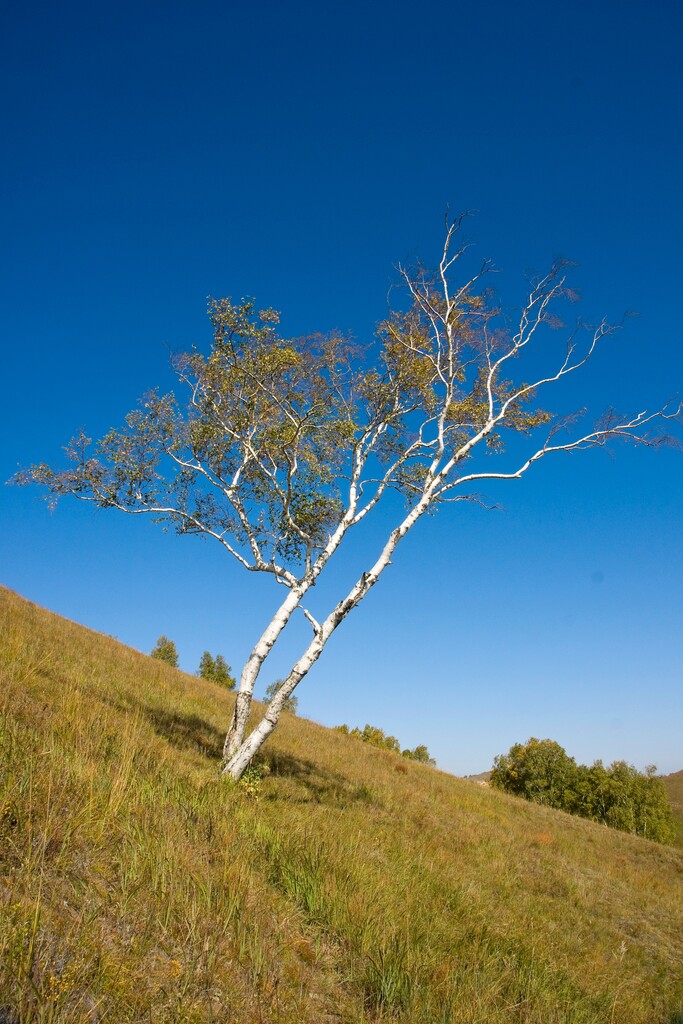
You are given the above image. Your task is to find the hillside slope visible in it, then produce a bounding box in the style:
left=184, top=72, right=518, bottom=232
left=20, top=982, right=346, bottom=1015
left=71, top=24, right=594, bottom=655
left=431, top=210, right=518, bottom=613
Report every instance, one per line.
left=1, top=586, right=682, bottom=1024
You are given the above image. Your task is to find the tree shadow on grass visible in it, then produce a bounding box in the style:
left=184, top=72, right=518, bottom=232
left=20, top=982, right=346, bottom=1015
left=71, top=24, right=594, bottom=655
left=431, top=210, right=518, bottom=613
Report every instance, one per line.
left=104, top=695, right=380, bottom=807
left=88, top=686, right=229, bottom=762
left=263, top=748, right=379, bottom=808
left=139, top=704, right=225, bottom=759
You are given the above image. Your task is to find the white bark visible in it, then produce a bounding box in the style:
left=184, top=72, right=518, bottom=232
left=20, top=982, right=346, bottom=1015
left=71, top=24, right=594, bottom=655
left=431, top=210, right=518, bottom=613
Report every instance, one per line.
left=223, top=485, right=436, bottom=777
left=222, top=584, right=304, bottom=760
left=222, top=500, right=367, bottom=760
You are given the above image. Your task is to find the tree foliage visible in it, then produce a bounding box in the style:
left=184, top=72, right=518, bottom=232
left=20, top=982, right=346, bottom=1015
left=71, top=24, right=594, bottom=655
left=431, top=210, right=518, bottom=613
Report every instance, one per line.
left=17, top=217, right=681, bottom=778
left=150, top=635, right=178, bottom=668
left=491, top=738, right=675, bottom=844
left=490, top=738, right=579, bottom=808
left=198, top=651, right=236, bottom=689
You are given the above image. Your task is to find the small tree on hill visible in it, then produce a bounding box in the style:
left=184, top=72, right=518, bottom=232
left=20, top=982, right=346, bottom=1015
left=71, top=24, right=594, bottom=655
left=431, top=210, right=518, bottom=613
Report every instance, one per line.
left=198, top=650, right=215, bottom=679
left=264, top=680, right=297, bottom=713
left=198, top=651, right=236, bottom=689
left=213, top=655, right=235, bottom=689
left=18, top=216, right=681, bottom=779
left=151, top=635, right=178, bottom=668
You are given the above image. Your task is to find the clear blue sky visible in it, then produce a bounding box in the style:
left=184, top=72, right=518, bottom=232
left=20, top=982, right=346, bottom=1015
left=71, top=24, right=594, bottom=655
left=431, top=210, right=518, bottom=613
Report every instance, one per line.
left=2, top=0, right=681, bottom=775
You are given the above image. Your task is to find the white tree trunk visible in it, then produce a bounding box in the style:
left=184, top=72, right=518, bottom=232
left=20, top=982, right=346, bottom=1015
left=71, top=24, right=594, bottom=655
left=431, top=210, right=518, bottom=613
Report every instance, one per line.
left=222, top=585, right=304, bottom=761
left=223, top=493, right=433, bottom=779
left=222, top=510, right=360, bottom=763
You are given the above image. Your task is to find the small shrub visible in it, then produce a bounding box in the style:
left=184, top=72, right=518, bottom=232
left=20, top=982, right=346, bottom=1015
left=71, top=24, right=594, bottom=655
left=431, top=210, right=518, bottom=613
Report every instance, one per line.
left=239, top=760, right=271, bottom=798
left=402, top=744, right=436, bottom=766
left=336, top=722, right=435, bottom=766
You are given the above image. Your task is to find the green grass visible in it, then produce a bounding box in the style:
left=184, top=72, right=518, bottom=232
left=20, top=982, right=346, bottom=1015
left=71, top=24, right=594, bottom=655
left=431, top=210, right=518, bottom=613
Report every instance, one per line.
left=1, top=584, right=682, bottom=1023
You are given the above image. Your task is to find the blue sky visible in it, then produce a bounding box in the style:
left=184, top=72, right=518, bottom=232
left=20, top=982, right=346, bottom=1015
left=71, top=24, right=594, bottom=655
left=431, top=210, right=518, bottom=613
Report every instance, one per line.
left=2, top=0, right=681, bottom=775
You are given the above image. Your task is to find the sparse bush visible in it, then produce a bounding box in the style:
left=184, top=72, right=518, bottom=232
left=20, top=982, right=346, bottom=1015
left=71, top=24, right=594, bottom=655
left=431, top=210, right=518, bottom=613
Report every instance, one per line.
left=337, top=723, right=435, bottom=765
left=402, top=744, right=436, bottom=766
left=239, top=759, right=270, bottom=797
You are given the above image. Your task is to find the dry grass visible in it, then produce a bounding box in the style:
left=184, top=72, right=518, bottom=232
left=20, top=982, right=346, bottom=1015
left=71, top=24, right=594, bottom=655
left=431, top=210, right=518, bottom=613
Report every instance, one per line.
left=1, top=585, right=682, bottom=1023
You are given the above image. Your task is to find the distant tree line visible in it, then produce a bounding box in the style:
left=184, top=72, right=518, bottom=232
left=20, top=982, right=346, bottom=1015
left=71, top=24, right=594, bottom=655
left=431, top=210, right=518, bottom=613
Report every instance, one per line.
left=335, top=723, right=435, bottom=765
left=150, top=636, right=236, bottom=689
left=491, top=738, right=675, bottom=845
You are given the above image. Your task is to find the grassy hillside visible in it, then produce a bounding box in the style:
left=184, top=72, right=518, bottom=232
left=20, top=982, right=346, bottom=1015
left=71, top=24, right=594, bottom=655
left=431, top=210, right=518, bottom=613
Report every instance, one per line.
left=1, top=586, right=682, bottom=1024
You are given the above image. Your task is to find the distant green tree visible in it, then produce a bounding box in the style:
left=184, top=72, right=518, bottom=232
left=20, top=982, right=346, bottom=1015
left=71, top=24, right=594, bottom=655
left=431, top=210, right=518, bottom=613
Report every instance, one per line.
left=198, top=651, right=215, bottom=679
left=492, top=739, right=675, bottom=844
left=491, top=738, right=579, bottom=809
left=633, top=766, right=676, bottom=844
left=198, top=651, right=236, bottom=689
left=151, top=635, right=178, bottom=668
left=264, top=680, right=298, bottom=713
left=585, top=761, right=674, bottom=843
left=213, top=654, right=235, bottom=689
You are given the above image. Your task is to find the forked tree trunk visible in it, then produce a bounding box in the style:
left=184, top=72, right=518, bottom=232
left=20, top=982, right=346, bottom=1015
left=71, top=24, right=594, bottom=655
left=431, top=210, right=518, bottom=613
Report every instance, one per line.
left=222, top=494, right=435, bottom=779
left=222, top=585, right=304, bottom=762
left=223, top=630, right=328, bottom=778
left=222, top=510, right=361, bottom=765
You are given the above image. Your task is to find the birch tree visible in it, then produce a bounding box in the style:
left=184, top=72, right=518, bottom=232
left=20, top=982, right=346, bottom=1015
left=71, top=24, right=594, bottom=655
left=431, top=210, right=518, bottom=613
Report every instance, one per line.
left=17, top=217, right=681, bottom=779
